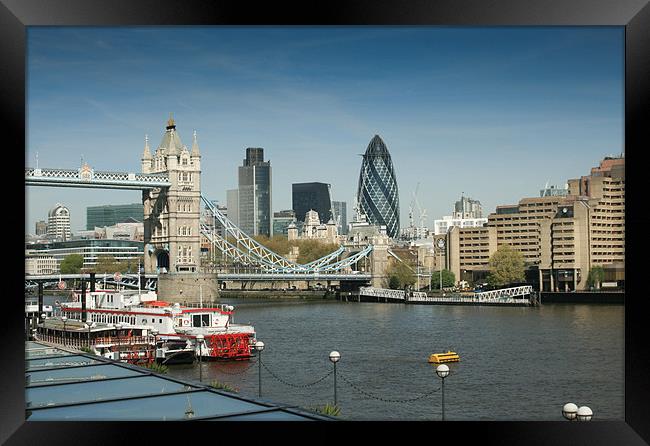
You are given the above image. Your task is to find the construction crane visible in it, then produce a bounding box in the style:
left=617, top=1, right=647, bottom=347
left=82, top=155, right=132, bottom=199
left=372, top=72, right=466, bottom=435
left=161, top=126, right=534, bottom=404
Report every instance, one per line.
left=407, top=183, right=428, bottom=239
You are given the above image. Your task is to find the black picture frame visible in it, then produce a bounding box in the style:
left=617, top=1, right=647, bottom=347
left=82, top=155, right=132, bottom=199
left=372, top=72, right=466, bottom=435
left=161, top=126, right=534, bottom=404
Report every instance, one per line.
left=3, top=0, right=649, bottom=444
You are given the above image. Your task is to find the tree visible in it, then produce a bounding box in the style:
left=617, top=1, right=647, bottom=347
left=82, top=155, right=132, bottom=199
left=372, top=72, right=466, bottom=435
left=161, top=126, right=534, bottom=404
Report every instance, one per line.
left=586, top=266, right=605, bottom=289
left=92, top=255, right=130, bottom=274
left=487, top=244, right=526, bottom=287
left=431, top=269, right=455, bottom=289
left=60, top=254, right=84, bottom=274
left=384, top=260, right=415, bottom=289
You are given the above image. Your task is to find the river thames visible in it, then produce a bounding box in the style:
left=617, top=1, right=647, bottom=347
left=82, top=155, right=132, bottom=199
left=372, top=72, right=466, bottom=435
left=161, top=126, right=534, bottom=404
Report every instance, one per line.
left=162, top=298, right=624, bottom=421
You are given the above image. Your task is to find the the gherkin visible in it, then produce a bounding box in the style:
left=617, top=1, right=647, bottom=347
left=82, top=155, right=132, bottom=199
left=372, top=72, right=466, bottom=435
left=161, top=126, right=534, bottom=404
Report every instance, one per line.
left=356, top=135, right=400, bottom=238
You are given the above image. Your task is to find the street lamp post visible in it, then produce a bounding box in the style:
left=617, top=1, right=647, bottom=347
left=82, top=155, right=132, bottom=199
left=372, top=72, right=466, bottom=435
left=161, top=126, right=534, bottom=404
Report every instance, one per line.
left=196, top=334, right=204, bottom=383
left=61, top=316, right=67, bottom=345
left=329, top=351, right=341, bottom=406
left=562, top=403, right=593, bottom=421
left=436, top=364, right=450, bottom=420
left=41, top=313, right=47, bottom=341
left=151, top=329, right=159, bottom=364
left=255, top=341, right=265, bottom=397
left=436, top=238, right=445, bottom=293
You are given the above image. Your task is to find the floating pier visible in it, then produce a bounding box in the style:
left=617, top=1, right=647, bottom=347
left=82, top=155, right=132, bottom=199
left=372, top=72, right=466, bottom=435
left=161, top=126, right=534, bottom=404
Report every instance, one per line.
left=344, top=286, right=538, bottom=307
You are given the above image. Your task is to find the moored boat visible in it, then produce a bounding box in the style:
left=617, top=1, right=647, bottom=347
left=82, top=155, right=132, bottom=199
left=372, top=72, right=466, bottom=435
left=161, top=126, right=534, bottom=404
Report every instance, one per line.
left=428, top=351, right=460, bottom=364
left=49, top=288, right=257, bottom=361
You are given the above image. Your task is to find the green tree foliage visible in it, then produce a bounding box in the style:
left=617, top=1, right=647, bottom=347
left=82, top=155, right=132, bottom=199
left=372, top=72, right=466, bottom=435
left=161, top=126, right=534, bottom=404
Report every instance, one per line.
left=91, top=256, right=137, bottom=274
left=431, top=269, right=456, bottom=289
left=487, top=244, right=526, bottom=287
left=59, top=254, right=84, bottom=274
left=252, top=235, right=339, bottom=264
left=586, top=266, right=605, bottom=289
left=384, top=260, right=415, bottom=289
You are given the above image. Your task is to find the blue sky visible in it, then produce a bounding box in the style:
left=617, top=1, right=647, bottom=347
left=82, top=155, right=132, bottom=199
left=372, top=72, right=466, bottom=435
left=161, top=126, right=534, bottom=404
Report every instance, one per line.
left=25, top=26, right=624, bottom=233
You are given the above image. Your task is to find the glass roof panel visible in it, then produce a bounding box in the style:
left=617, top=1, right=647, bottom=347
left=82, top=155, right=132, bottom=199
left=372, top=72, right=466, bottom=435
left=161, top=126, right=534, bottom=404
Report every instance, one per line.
left=26, top=347, right=72, bottom=358
left=27, top=364, right=143, bottom=387
left=27, top=390, right=285, bottom=421
left=27, top=375, right=192, bottom=408
left=27, top=355, right=103, bottom=370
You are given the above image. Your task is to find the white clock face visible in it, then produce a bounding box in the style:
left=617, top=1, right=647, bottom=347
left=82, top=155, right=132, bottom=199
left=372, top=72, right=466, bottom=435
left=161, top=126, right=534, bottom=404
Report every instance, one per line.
left=437, top=239, right=445, bottom=249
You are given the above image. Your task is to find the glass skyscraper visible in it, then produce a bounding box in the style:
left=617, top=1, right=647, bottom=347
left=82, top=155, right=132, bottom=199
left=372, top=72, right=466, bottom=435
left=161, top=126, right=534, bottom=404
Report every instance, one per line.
left=356, top=135, right=400, bottom=238
left=86, top=203, right=144, bottom=230
left=238, top=148, right=272, bottom=236
left=331, top=200, right=347, bottom=235
left=292, top=182, right=333, bottom=223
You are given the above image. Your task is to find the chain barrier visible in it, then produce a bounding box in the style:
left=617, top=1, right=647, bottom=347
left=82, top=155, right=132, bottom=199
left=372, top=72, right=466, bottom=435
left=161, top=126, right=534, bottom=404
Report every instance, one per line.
left=206, top=357, right=443, bottom=405
left=338, top=372, right=441, bottom=403
left=260, top=357, right=334, bottom=388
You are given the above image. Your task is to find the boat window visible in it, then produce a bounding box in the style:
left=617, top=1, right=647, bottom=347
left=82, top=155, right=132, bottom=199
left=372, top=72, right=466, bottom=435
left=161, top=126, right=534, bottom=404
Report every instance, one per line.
left=192, top=314, right=210, bottom=328
left=159, top=319, right=163, bottom=324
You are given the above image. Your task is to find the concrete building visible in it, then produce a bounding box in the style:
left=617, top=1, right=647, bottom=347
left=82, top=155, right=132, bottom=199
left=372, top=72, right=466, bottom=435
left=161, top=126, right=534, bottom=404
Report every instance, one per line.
left=25, top=250, right=58, bottom=275
left=444, top=156, right=625, bottom=292
left=47, top=203, right=72, bottom=241
left=226, top=189, right=239, bottom=227
left=86, top=203, right=144, bottom=230
left=238, top=148, right=272, bottom=236
left=433, top=194, right=487, bottom=235
left=26, top=239, right=144, bottom=272
left=433, top=216, right=488, bottom=235
left=35, top=220, right=47, bottom=236
left=287, top=210, right=338, bottom=244
left=454, top=195, right=483, bottom=218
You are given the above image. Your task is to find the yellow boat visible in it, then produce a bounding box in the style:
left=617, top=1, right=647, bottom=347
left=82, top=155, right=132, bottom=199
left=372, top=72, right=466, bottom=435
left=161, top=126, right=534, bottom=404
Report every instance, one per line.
left=428, top=351, right=460, bottom=364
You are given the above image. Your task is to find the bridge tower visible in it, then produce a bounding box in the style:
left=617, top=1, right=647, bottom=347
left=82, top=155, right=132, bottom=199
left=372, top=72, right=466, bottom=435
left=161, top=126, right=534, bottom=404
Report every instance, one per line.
left=141, top=115, right=217, bottom=302
left=369, top=233, right=390, bottom=288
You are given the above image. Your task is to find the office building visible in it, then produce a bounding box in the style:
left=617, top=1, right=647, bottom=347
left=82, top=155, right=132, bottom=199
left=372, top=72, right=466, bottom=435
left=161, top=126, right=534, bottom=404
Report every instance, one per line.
left=26, top=239, right=144, bottom=272
left=540, top=184, right=569, bottom=197
left=86, top=203, right=144, bottom=230
left=273, top=210, right=296, bottom=236
left=292, top=182, right=333, bottom=224
left=226, top=189, right=239, bottom=227
left=444, top=156, right=625, bottom=292
left=47, top=203, right=72, bottom=241
left=454, top=195, right=483, bottom=218
left=35, top=220, right=47, bottom=236
left=237, top=148, right=271, bottom=236
left=356, top=135, right=400, bottom=238
left=331, top=201, right=347, bottom=235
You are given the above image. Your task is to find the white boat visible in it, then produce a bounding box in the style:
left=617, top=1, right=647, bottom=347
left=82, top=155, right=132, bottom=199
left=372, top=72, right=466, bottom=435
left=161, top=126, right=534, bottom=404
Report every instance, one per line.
left=37, top=315, right=157, bottom=365
left=58, top=289, right=256, bottom=361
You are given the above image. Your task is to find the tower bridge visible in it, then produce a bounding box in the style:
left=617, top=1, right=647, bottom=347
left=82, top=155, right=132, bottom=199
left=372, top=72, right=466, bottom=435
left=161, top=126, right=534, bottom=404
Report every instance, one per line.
left=26, top=116, right=386, bottom=302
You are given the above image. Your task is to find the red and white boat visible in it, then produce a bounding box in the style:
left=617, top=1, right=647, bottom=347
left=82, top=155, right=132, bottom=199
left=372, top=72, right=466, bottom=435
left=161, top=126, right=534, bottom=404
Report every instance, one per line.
left=58, top=289, right=257, bottom=362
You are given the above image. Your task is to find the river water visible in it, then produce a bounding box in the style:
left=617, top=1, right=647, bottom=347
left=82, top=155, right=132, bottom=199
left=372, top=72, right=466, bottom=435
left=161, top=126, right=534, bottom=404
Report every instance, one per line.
left=163, top=298, right=624, bottom=421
